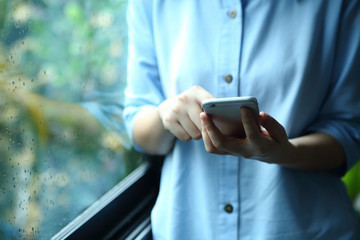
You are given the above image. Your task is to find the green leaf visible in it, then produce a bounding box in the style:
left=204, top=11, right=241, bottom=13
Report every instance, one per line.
left=64, top=1, right=84, bottom=24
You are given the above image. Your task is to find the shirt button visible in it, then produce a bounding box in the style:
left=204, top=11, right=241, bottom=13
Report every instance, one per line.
left=228, top=8, right=237, bottom=19
left=224, top=74, right=233, bottom=84
left=224, top=203, right=233, bottom=213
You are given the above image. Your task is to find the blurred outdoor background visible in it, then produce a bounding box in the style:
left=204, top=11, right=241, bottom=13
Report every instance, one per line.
left=0, top=0, right=142, bottom=239
left=0, top=0, right=359, bottom=239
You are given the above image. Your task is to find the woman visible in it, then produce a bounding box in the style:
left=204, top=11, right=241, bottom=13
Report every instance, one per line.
left=124, top=0, right=360, bottom=239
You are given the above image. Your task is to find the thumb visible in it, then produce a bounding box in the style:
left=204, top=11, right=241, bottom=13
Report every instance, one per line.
left=259, top=112, right=288, bottom=142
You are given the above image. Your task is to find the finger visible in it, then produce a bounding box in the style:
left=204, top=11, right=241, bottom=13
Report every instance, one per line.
left=201, top=114, right=251, bottom=156
left=189, top=104, right=205, bottom=131
left=200, top=112, right=227, bottom=151
left=259, top=112, right=288, bottom=142
left=180, top=115, right=202, bottom=139
left=240, top=107, right=261, bottom=143
left=201, top=114, right=228, bottom=154
left=168, top=121, right=192, bottom=141
left=201, top=122, right=217, bottom=152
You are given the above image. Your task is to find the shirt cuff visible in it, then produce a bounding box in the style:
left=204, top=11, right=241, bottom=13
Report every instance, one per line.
left=306, top=121, right=360, bottom=176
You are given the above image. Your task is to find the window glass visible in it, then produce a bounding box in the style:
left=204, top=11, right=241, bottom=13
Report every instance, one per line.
left=0, top=0, right=142, bottom=239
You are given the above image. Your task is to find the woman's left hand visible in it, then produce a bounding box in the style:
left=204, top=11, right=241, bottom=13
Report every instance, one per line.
left=200, top=108, right=293, bottom=164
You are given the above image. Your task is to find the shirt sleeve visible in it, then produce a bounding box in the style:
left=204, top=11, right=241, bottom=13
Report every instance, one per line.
left=123, top=0, right=166, bottom=152
left=306, top=0, right=360, bottom=175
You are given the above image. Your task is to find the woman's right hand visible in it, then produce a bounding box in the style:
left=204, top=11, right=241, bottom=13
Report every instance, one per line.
left=157, top=86, right=214, bottom=142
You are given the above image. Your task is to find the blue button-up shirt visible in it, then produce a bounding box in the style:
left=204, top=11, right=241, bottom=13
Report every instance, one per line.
left=124, top=0, right=360, bottom=239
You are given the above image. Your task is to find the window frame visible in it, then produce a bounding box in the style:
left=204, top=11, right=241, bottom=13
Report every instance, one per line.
left=51, top=155, right=163, bottom=240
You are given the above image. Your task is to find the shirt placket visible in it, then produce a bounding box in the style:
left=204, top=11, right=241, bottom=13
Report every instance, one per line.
left=217, top=0, right=243, bottom=98
left=217, top=1, right=243, bottom=239
left=218, top=156, right=240, bottom=240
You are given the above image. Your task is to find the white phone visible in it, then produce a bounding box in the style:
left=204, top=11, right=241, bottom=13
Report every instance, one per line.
left=202, top=96, right=259, bottom=122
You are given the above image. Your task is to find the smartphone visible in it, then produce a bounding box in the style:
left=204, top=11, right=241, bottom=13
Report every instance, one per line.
left=202, top=96, right=259, bottom=122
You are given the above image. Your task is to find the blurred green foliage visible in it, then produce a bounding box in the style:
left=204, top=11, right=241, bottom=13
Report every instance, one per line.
left=0, top=0, right=143, bottom=239
left=343, top=161, right=360, bottom=220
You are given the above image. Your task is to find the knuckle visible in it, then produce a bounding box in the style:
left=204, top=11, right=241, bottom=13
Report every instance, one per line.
left=190, top=85, right=202, bottom=92
left=205, top=145, right=216, bottom=153
left=162, top=115, right=176, bottom=128
left=171, top=104, right=182, bottom=115
left=177, top=131, right=191, bottom=142
left=212, top=141, right=223, bottom=149
left=177, top=93, right=189, bottom=103
left=255, top=146, right=267, bottom=156
left=192, top=132, right=202, bottom=140
left=163, top=115, right=174, bottom=124
left=180, top=136, right=191, bottom=142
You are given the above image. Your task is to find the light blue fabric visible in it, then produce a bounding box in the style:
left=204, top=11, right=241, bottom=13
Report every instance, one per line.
left=123, top=0, right=360, bottom=239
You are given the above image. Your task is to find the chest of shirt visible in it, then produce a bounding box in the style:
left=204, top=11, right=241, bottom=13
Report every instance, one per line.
left=151, top=0, right=341, bottom=102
